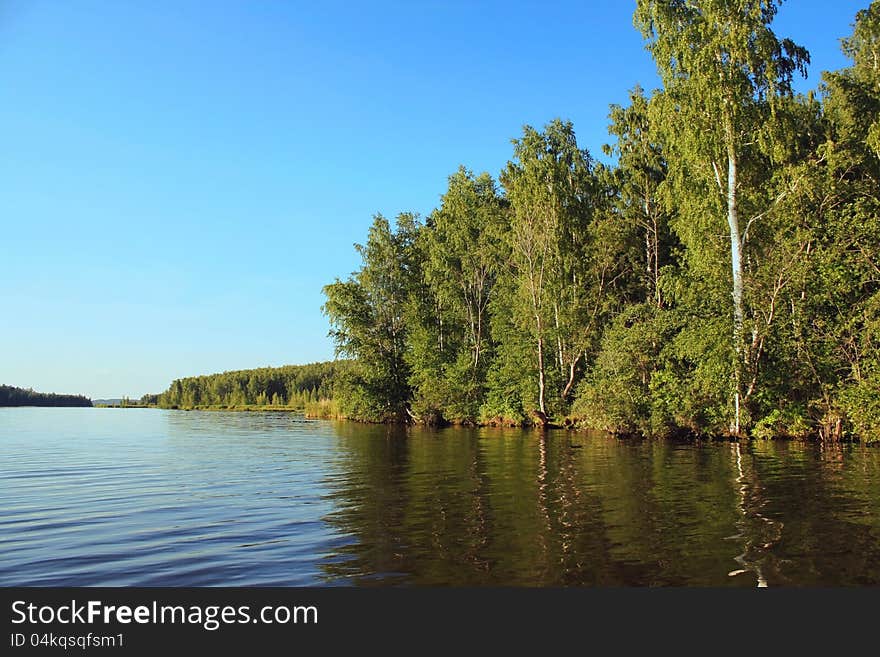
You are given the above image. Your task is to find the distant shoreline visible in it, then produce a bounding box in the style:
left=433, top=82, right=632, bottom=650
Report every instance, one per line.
left=0, top=384, right=92, bottom=408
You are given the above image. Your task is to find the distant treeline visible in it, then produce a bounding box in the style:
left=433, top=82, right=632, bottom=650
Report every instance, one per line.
left=157, top=362, right=340, bottom=410
left=321, top=3, right=880, bottom=441
left=0, top=385, right=92, bottom=407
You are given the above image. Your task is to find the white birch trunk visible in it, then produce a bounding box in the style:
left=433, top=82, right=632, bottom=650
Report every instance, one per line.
left=727, top=145, right=744, bottom=434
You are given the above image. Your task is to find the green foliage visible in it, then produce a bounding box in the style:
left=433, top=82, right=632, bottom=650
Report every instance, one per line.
left=157, top=362, right=338, bottom=410
left=304, top=397, right=342, bottom=419
left=309, top=2, right=880, bottom=441
left=752, top=406, right=813, bottom=441
left=496, top=119, right=628, bottom=419
left=323, top=214, right=421, bottom=422
left=634, top=0, right=812, bottom=434
left=0, top=385, right=92, bottom=407
left=572, top=304, right=672, bottom=435
left=840, top=375, right=880, bottom=443
left=604, top=86, right=673, bottom=309
left=406, top=168, right=508, bottom=424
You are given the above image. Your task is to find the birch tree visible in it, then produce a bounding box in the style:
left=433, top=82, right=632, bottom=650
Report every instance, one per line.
left=407, top=168, right=508, bottom=422
left=605, top=86, right=670, bottom=309
left=322, top=213, right=421, bottom=422
left=499, top=120, right=597, bottom=419
left=498, top=120, right=620, bottom=420
left=634, top=0, right=808, bottom=433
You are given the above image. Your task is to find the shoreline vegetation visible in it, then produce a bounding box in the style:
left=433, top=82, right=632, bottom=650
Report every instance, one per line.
left=156, top=362, right=339, bottom=415
left=152, top=3, right=880, bottom=443
left=316, top=3, right=880, bottom=443
left=0, top=385, right=92, bottom=408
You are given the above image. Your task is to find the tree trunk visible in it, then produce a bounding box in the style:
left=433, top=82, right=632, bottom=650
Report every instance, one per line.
left=474, top=298, right=482, bottom=372
left=645, top=227, right=654, bottom=303
left=536, top=324, right=547, bottom=416
left=554, top=302, right=564, bottom=375
left=561, top=353, right=579, bottom=400
left=438, top=299, right=444, bottom=354
left=653, top=215, right=662, bottom=308
left=727, top=142, right=744, bottom=435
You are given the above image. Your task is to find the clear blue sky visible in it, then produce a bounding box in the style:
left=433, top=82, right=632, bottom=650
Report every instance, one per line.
left=0, top=0, right=868, bottom=399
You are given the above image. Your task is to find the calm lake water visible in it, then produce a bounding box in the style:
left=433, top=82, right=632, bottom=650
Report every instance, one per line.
left=2, top=407, right=880, bottom=586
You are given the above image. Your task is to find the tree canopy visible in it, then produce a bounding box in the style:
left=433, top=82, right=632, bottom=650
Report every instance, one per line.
left=316, top=2, right=880, bottom=442
left=0, top=385, right=92, bottom=407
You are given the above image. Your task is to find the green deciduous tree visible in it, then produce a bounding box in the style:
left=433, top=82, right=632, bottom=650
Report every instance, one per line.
left=494, top=119, right=630, bottom=421
left=407, top=167, right=508, bottom=423
left=635, top=0, right=809, bottom=433
left=322, top=214, right=421, bottom=422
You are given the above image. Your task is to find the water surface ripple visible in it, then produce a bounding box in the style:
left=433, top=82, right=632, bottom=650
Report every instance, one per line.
left=2, top=408, right=879, bottom=586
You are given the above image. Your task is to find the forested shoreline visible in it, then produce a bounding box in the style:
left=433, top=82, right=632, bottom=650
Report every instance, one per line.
left=0, top=385, right=92, bottom=408
left=319, top=2, right=880, bottom=441
left=157, top=362, right=339, bottom=413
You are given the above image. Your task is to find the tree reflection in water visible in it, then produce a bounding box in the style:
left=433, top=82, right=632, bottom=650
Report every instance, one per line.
left=317, top=425, right=880, bottom=586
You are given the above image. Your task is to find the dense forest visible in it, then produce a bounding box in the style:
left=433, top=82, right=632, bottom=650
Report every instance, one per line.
left=157, top=362, right=339, bottom=411
left=0, top=385, right=92, bottom=407
left=322, top=1, right=880, bottom=441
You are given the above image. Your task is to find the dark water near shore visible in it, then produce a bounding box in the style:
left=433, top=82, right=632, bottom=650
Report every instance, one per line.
left=2, top=408, right=880, bottom=586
